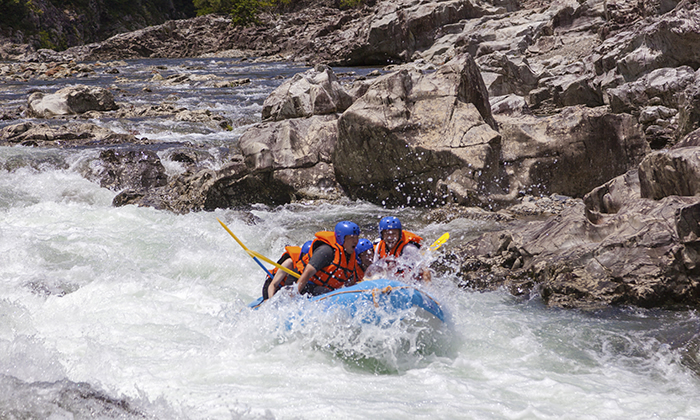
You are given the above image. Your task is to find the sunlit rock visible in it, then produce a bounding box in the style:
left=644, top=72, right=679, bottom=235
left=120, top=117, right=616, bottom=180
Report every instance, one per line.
left=261, top=65, right=353, bottom=121
left=335, top=53, right=500, bottom=207
left=496, top=105, right=650, bottom=200
left=638, top=147, right=700, bottom=200
left=27, top=85, right=118, bottom=118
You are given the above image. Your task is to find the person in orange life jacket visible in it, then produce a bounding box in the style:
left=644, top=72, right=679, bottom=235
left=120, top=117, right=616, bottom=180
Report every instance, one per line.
left=262, top=240, right=313, bottom=300
left=375, top=216, right=431, bottom=282
left=296, top=221, right=362, bottom=296
left=355, top=238, right=376, bottom=279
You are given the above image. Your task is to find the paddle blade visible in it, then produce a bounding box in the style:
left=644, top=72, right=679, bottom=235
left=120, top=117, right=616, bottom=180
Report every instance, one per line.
left=429, top=232, right=449, bottom=251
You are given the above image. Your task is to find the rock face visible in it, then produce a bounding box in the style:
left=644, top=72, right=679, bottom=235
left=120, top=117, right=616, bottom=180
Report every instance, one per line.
left=639, top=147, right=700, bottom=200
left=335, top=54, right=501, bottom=207
left=453, top=143, right=700, bottom=310
left=496, top=106, right=650, bottom=200
left=82, top=149, right=169, bottom=193
left=238, top=114, right=343, bottom=200
left=3, top=0, right=700, bottom=310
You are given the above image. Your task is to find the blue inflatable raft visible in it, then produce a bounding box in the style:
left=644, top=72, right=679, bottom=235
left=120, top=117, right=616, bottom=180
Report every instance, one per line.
left=248, top=278, right=445, bottom=323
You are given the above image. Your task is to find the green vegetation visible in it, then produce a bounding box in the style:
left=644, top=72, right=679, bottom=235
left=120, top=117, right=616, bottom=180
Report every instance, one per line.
left=0, top=0, right=29, bottom=29
left=339, top=0, right=363, bottom=8
left=0, top=0, right=196, bottom=50
left=193, top=0, right=290, bottom=27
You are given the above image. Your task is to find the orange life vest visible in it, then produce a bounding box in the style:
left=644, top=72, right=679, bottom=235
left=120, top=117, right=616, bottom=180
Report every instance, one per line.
left=271, top=245, right=307, bottom=283
left=376, top=230, right=423, bottom=259
left=308, top=231, right=361, bottom=290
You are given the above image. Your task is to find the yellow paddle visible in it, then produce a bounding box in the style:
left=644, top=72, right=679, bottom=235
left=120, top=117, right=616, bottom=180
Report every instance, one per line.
left=247, top=249, right=301, bottom=279
left=217, top=218, right=301, bottom=279
left=429, top=232, right=449, bottom=251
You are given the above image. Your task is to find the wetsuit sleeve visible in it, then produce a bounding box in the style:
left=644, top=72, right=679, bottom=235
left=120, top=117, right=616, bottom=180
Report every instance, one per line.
left=308, top=244, right=335, bottom=270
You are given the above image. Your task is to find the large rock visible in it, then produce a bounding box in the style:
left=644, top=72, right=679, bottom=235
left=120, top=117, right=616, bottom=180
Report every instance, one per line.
left=593, top=0, right=700, bottom=82
left=638, top=147, right=700, bottom=199
left=335, top=54, right=501, bottom=207
left=57, top=15, right=237, bottom=62
left=0, top=122, right=136, bottom=147
left=496, top=106, right=650, bottom=200
left=453, top=192, right=700, bottom=309
left=81, top=149, right=168, bottom=193
left=27, top=85, right=118, bottom=118
left=114, top=114, right=344, bottom=213
left=261, top=65, right=353, bottom=121
left=607, top=66, right=697, bottom=114
left=314, top=0, right=495, bottom=65
left=238, top=114, right=343, bottom=200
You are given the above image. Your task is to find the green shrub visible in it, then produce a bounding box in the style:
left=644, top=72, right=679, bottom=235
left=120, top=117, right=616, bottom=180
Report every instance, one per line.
left=0, top=0, right=29, bottom=29
left=339, top=0, right=363, bottom=8
left=194, top=0, right=291, bottom=27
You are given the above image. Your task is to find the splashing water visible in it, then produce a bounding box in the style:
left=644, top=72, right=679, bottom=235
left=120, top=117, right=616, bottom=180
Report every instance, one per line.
left=1, top=58, right=699, bottom=419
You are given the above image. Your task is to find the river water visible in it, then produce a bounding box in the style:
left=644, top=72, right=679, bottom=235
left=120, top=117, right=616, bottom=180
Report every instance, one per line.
left=1, top=57, right=699, bottom=419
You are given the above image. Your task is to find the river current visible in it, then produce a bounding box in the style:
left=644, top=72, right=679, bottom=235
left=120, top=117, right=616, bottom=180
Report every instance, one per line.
left=1, top=57, right=699, bottom=419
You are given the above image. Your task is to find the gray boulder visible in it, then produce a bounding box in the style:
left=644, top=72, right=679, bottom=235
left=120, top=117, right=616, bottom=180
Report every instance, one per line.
left=27, top=85, right=118, bottom=118
left=335, top=53, right=500, bottom=207
left=261, top=65, right=353, bottom=122
left=238, top=114, right=343, bottom=200
left=639, top=147, right=700, bottom=199
left=82, top=149, right=168, bottom=193
left=496, top=105, right=650, bottom=200
left=454, top=190, right=700, bottom=309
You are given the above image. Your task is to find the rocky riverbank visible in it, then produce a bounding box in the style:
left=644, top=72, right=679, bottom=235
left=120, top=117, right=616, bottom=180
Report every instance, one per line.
left=1, top=0, right=699, bottom=309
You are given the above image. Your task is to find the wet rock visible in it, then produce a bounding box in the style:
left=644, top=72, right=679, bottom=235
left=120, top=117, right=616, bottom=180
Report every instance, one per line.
left=454, top=194, right=700, bottom=309
left=81, top=148, right=168, bottom=193
left=79, top=103, right=232, bottom=130
left=0, top=375, right=148, bottom=420
left=27, top=85, right=118, bottom=118
left=422, top=203, right=515, bottom=224
left=0, top=122, right=137, bottom=148
left=335, top=53, right=500, bottom=207
left=117, top=156, right=292, bottom=213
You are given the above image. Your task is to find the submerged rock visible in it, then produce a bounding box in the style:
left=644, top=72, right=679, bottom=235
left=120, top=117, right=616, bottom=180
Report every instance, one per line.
left=0, top=375, right=149, bottom=419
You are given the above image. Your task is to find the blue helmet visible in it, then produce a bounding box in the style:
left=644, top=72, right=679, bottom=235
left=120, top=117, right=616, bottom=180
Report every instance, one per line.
left=355, top=238, right=374, bottom=256
left=379, top=216, right=402, bottom=233
left=301, top=240, right=313, bottom=255
left=334, top=221, right=360, bottom=245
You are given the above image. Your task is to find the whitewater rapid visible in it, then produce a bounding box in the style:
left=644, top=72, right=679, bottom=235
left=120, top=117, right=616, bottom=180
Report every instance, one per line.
left=1, top=58, right=699, bottom=419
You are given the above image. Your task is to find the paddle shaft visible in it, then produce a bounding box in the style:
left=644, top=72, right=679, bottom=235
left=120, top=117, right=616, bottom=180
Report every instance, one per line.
left=217, top=218, right=274, bottom=279
left=217, top=218, right=301, bottom=279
